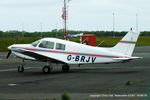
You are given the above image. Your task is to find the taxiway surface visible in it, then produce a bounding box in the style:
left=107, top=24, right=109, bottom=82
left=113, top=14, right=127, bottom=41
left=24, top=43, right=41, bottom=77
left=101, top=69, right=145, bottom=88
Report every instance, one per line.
left=0, top=46, right=150, bottom=100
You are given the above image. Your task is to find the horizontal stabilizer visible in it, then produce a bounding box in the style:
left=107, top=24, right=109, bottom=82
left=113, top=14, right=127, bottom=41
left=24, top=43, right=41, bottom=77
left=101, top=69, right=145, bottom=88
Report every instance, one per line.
left=113, top=57, right=143, bottom=60
left=130, top=57, right=143, bottom=59
left=113, top=58, right=130, bottom=60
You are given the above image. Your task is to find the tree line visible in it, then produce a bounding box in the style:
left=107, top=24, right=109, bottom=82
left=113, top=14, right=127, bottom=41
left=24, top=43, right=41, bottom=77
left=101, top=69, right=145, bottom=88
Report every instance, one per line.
left=0, top=29, right=150, bottom=37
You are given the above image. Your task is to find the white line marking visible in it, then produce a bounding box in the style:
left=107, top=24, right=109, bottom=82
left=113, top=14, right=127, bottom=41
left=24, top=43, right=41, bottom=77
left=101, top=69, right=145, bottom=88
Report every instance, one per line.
left=8, top=84, right=17, bottom=86
left=0, top=67, right=32, bottom=72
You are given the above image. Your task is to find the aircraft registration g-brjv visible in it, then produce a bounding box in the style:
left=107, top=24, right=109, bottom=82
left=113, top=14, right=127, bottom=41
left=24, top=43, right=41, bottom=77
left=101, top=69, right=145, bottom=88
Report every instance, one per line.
left=7, top=29, right=142, bottom=73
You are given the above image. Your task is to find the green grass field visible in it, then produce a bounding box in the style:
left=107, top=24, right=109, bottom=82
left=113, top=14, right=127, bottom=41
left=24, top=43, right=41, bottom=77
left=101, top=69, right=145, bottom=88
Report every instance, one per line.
left=0, top=37, right=150, bottom=52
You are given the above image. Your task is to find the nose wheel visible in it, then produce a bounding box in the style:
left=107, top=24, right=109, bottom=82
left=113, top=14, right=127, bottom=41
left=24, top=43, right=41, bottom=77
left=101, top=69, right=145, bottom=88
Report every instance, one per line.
left=17, top=59, right=25, bottom=72
left=18, top=64, right=24, bottom=72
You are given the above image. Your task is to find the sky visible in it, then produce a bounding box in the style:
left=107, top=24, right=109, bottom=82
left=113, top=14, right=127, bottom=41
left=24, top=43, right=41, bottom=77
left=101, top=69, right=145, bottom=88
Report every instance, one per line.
left=0, top=0, right=150, bottom=32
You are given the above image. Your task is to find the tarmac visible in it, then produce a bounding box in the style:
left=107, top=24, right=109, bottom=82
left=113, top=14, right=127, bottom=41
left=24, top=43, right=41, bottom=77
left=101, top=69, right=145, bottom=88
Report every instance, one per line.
left=0, top=46, right=150, bottom=100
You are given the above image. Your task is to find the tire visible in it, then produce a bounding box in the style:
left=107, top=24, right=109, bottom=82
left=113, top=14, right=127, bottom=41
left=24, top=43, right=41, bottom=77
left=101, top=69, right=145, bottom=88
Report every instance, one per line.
left=18, top=65, right=24, bottom=72
left=42, top=66, right=51, bottom=73
left=62, top=65, right=70, bottom=72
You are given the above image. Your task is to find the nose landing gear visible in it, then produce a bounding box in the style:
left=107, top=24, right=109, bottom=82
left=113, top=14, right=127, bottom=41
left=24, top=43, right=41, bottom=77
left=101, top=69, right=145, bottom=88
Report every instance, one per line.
left=18, top=59, right=25, bottom=72
left=18, top=64, right=24, bottom=72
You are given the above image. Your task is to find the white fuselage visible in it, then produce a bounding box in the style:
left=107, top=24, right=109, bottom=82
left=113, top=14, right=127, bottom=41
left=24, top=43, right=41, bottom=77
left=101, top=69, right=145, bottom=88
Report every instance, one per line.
left=9, top=38, right=131, bottom=64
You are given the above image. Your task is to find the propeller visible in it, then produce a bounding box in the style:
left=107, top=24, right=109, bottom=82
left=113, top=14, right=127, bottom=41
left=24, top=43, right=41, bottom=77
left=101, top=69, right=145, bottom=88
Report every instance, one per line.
left=6, top=37, right=18, bottom=59
left=6, top=50, right=12, bottom=59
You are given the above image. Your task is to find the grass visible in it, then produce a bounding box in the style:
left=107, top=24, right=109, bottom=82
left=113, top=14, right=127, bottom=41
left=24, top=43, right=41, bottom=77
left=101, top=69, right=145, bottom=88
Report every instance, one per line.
left=0, top=37, right=40, bottom=52
left=0, top=36, right=150, bottom=52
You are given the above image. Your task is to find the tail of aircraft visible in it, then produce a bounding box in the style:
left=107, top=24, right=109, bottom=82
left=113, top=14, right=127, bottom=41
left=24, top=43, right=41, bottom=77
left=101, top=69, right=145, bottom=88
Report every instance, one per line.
left=111, top=29, right=140, bottom=56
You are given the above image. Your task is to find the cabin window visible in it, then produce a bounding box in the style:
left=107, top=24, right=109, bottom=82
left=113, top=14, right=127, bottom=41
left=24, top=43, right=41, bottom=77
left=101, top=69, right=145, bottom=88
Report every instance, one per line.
left=39, top=40, right=54, bottom=49
left=32, top=40, right=40, bottom=47
left=56, top=43, right=65, bottom=50
left=45, top=41, right=54, bottom=49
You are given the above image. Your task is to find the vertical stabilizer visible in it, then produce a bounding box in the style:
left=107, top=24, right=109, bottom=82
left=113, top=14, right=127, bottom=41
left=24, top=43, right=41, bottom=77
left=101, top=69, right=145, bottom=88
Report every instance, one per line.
left=111, top=30, right=140, bottom=56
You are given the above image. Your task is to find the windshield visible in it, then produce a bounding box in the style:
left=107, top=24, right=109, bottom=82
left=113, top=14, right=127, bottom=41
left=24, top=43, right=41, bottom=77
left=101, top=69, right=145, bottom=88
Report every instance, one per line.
left=31, top=40, right=40, bottom=47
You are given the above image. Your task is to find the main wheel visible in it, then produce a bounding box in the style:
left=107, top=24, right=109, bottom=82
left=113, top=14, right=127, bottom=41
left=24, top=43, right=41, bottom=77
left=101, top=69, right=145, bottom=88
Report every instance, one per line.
left=42, top=66, right=51, bottom=73
left=18, top=65, right=24, bottom=72
left=62, top=65, right=70, bottom=72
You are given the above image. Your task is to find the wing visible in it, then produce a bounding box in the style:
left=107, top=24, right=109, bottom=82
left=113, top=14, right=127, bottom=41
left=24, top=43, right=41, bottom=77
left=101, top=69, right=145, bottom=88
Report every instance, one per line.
left=18, top=49, right=67, bottom=64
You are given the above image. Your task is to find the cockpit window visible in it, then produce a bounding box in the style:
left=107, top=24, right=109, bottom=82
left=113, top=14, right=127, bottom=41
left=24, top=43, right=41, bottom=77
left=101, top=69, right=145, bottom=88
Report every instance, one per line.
left=32, top=40, right=40, bottom=47
left=39, top=40, right=47, bottom=48
left=56, top=43, right=65, bottom=50
left=39, top=40, right=54, bottom=49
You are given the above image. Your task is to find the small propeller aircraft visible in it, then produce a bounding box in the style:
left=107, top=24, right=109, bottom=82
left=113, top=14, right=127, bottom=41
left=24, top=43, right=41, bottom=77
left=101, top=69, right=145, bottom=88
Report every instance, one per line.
left=7, top=29, right=142, bottom=73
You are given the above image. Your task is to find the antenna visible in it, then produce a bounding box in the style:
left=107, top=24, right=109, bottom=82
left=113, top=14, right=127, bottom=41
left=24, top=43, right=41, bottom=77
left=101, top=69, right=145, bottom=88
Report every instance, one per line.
left=136, top=13, right=138, bottom=31
left=112, top=13, right=115, bottom=38
left=62, top=0, right=70, bottom=40
left=22, top=22, right=24, bottom=37
left=40, top=22, right=43, bottom=38
left=56, top=22, right=58, bottom=37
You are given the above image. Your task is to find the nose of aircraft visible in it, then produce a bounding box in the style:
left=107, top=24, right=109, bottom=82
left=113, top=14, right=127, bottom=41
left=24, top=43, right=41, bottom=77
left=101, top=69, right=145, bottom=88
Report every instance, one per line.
left=8, top=45, right=12, bottom=50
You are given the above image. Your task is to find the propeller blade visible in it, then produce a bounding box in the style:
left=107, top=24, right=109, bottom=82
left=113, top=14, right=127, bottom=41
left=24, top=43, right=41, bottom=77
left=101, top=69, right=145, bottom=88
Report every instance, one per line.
left=6, top=50, right=12, bottom=59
